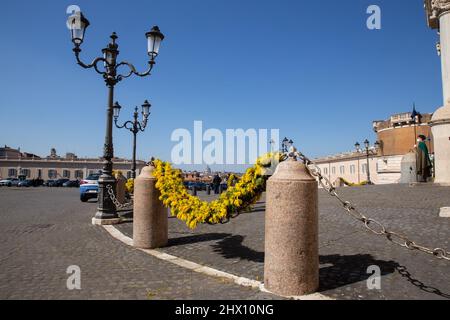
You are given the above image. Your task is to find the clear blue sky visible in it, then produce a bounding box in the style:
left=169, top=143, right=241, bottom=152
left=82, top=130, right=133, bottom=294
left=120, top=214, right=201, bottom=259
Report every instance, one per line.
left=0, top=0, right=443, bottom=171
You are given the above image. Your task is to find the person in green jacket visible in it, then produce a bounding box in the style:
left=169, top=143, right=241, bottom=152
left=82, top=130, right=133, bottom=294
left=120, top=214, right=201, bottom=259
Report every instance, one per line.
left=416, top=135, right=432, bottom=182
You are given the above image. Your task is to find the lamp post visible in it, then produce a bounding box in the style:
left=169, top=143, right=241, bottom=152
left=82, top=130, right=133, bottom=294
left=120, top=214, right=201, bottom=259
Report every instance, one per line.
left=355, top=139, right=380, bottom=185
left=281, top=138, right=294, bottom=153
left=113, top=100, right=151, bottom=179
left=355, top=142, right=361, bottom=183
left=282, top=137, right=289, bottom=153
left=68, top=11, right=164, bottom=222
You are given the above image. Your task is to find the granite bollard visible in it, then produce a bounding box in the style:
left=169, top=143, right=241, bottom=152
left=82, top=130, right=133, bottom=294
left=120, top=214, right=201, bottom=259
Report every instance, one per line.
left=264, top=158, right=319, bottom=296
left=133, top=165, right=168, bottom=249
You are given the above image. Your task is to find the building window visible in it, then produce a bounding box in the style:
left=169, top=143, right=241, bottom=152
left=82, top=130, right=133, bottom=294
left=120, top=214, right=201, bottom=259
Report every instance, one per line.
left=75, top=170, right=83, bottom=179
left=88, top=170, right=95, bottom=176
left=323, top=167, right=328, bottom=175
left=362, top=164, right=367, bottom=174
left=350, top=165, right=355, bottom=174
left=63, top=170, right=70, bottom=179
left=331, top=167, right=336, bottom=175
left=8, top=168, right=17, bottom=177
left=38, top=169, right=42, bottom=178
left=339, top=166, right=345, bottom=175
left=20, top=169, right=31, bottom=178
left=48, top=169, right=57, bottom=179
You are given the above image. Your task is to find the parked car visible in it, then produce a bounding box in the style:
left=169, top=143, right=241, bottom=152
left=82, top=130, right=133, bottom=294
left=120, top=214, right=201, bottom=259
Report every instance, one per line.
left=63, top=180, right=80, bottom=188
left=0, top=178, right=14, bottom=186
left=80, top=183, right=98, bottom=202
left=193, top=182, right=207, bottom=191
left=43, top=180, right=54, bottom=187
left=79, top=173, right=101, bottom=202
left=18, top=180, right=33, bottom=187
left=33, top=179, right=45, bottom=187
left=184, top=181, right=208, bottom=191
left=80, top=173, right=101, bottom=186
left=49, top=179, right=70, bottom=187
left=0, top=178, right=20, bottom=187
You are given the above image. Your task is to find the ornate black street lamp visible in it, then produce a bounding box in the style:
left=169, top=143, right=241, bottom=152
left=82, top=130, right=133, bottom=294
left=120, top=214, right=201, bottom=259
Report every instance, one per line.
left=355, top=139, right=380, bottom=185
left=68, top=11, right=164, bottom=222
left=113, top=100, right=151, bottom=179
left=282, top=137, right=289, bottom=153
left=281, top=137, right=294, bottom=153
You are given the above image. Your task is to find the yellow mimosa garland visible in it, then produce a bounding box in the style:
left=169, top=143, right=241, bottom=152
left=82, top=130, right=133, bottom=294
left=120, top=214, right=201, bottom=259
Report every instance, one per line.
left=152, top=152, right=285, bottom=229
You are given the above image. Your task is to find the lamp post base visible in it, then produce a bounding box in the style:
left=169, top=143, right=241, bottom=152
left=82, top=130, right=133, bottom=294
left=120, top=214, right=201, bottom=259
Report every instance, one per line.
left=95, top=174, right=119, bottom=221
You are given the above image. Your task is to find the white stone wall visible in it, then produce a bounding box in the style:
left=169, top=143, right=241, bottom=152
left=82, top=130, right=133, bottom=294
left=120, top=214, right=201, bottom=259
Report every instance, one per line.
left=315, top=156, right=379, bottom=186
left=314, top=155, right=405, bottom=187
left=375, top=155, right=402, bottom=185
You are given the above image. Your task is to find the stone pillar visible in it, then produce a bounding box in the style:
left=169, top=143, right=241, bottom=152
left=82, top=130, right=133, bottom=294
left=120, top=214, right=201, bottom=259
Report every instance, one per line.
left=425, top=0, right=450, bottom=185
left=115, top=171, right=127, bottom=204
left=133, top=165, right=168, bottom=249
left=264, top=158, right=319, bottom=296
left=400, top=151, right=417, bottom=184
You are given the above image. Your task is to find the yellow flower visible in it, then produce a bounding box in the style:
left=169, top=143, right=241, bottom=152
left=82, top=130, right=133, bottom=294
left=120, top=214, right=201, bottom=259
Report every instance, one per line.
left=150, top=152, right=284, bottom=229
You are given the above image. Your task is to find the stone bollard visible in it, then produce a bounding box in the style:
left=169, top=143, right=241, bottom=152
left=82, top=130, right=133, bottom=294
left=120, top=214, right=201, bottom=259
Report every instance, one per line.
left=192, top=185, right=197, bottom=196
left=400, top=151, right=417, bottom=184
left=133, top=165, right=168, bottom=249
left=115, top=171, right=127, bottom=204
left=206, top=184, right=211, bottom=195
left=264, top=158, right=319, bottom=296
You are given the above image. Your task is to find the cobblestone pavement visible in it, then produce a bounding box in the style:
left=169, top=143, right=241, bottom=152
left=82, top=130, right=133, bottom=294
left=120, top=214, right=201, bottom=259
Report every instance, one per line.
left=0, top=187, right=279, bottom=300
left=117, top=184, right=450, bottom=300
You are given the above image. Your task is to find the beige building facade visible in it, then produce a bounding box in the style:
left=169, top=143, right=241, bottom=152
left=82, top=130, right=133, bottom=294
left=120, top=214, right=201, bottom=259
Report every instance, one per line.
left=0, top=147, right=145, bottom=180
left=314, top=151, right=379, bottom=186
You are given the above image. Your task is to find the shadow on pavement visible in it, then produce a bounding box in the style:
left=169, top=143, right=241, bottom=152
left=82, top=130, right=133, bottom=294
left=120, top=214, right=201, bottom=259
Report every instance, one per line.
left=396, top=265, right=450, bottom=299
left=212, top=235, right=264, bottom=262
left=211, top=235, right=450, bottom=298
left=210, top=235, right=401, bottom=292
left=168, top=233, right=232, bottom=247
left=318, top=254, right=398, bottom=291
left=250, top=206, right=266, bottom=213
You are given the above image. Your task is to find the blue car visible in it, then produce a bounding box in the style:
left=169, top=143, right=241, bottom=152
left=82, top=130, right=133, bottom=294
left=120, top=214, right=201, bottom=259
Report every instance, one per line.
left=79, top=173, right=101, bottom=202
left=79, top=183, right=98, bottom=202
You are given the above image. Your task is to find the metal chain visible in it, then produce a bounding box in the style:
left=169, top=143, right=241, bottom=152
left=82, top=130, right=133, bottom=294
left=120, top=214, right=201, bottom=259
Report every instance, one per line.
left=106, top=184, right=133, bottom=209
left=293, top=150, right=450, bottom=262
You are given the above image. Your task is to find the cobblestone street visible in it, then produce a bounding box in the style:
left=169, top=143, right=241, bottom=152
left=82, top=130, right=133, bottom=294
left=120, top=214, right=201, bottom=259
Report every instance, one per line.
left=0, top=188, right=277, bottom=300
left=117, top=184, right=450, bottom=300
left=0, top=184, right=449, bottom=300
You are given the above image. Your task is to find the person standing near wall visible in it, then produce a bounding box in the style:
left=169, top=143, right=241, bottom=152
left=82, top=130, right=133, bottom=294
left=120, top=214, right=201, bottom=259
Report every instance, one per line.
left=416, top=135, right=433, bottom=183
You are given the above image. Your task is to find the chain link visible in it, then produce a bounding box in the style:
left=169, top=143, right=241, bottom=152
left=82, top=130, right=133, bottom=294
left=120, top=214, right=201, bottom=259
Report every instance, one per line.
left=293, top=150, right=450, bottom=262
left=106, top=184, right=133, bottom=209
left=195, top=149, right=449, bottom=262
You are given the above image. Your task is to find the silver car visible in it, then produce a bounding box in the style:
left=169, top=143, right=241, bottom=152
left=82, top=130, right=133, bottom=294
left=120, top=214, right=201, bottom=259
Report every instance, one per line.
left=0, top=178, right=20, bottom=187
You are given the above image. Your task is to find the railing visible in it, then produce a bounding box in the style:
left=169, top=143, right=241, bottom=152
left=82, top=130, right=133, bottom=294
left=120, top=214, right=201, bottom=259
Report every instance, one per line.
left=391, top=112, right=412, bottom=123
